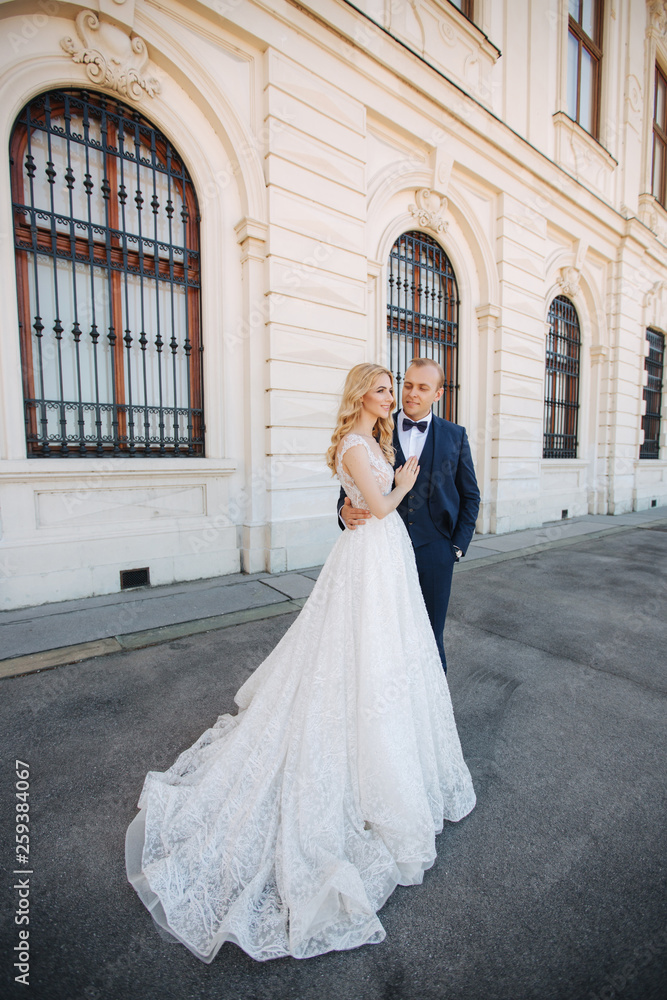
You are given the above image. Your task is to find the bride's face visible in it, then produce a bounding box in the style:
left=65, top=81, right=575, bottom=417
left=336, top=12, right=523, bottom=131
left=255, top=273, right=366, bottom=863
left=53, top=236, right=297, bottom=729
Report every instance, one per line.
left=361, top=374, right=394, bottom=422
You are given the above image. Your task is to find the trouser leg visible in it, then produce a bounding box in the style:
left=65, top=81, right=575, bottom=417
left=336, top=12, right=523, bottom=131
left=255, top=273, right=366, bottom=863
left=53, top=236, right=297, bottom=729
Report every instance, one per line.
left=413, top=539, right=456, bottom=673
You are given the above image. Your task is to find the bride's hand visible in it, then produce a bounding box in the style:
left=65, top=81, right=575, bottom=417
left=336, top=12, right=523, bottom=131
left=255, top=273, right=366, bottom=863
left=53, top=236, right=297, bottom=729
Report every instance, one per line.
left=394, top=456, right=419, bottom=491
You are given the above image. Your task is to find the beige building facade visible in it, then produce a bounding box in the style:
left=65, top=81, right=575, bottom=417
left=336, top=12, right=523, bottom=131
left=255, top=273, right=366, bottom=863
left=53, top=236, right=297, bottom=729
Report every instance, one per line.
left=0, top=0, right=666, bottom=610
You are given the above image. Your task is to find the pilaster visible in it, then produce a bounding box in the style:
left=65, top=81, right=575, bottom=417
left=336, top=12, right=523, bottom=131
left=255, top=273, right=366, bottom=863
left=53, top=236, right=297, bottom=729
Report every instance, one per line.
left=474, top=303, right=501, bottom=534
left=234, top=216, right=270, bottom=572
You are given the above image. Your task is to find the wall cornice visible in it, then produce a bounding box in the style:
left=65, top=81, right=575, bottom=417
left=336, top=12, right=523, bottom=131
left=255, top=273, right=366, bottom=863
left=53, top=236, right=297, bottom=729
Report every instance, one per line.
left=237, top=0, right=628, bottom=243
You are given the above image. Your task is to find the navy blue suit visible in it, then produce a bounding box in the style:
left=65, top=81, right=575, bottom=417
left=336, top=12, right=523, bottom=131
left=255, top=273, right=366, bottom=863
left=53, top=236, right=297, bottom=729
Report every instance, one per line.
left=337, top=414, right=480, bottom=672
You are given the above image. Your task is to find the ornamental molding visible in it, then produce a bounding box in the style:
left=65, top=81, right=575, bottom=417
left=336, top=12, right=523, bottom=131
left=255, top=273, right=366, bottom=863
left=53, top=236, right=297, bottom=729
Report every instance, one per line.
left=408, top=188, right=448, bottom=235
left=637, top=192, right=667, bottom=244
left=649, top=206, right=667, bottom=244
left=643, top=279, right=667, bottom=332
left=645, top=279, right=667, bottom=303
left=557, top=265, right=581, bottom=299
left=555, top=240, right=588, bottom=299
left=648, top=0, right=667, bottom=35
left=644, top=279, right=667, bottom=311
left=60, top=10, right=160, bottom=102
left=624, top=73, right=643, bottom=129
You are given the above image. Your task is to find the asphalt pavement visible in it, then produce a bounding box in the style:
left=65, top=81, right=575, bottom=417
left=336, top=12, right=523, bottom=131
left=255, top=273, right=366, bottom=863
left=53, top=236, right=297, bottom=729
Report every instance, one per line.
left=0, top=511, right=666, bottom=1000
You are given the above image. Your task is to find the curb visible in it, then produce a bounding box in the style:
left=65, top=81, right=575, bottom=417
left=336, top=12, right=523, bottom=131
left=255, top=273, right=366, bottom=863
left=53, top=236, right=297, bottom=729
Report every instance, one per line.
left=1, top=517, right=664, bottom=680
left=0, top=598, right=306, bottom=682
left=453, top=523, right=639, bottom=572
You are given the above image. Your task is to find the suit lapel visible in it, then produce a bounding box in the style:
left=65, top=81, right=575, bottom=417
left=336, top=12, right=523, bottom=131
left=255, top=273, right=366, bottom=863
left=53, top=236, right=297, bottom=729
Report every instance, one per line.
left=393, top=413, right=438, bottom=470
left=430, top=413, right=442, bottom=464
left=430, top=414, right=454, bottom=477
left=420, top=417, right=435, bottom=484
left=392, top=418, right=405, bottom=467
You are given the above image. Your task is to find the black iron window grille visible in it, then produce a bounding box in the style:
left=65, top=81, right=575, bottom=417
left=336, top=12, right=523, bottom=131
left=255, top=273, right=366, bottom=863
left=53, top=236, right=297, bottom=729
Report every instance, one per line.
left=543, top=295, right=581, bottom=459
left=640, top=329, right=664, bottom=460
left=387, top=231, right=459, bottom=422
left=10, top=89, right=204, bottom=457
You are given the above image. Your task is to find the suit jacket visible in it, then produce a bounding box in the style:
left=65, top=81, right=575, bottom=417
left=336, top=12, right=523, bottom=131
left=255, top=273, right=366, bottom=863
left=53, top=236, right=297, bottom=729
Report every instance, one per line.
left=337, top=413, right=480, bottom=555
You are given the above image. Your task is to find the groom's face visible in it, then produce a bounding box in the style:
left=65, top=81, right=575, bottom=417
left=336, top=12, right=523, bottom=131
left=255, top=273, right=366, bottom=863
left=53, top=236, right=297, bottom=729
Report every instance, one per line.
left=402, top=364, right=444, bottom=421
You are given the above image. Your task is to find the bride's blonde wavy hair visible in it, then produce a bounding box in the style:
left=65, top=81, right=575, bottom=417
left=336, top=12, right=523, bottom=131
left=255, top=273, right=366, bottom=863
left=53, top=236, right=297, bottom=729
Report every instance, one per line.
left=326, top=363, right=396, bottom=474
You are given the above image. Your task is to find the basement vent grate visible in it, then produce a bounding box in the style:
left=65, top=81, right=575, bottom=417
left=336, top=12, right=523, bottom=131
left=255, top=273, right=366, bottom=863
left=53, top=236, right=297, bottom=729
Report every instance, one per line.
left=561, top=509, right=569, bottom=519
left=120, top=568, right=150, bottom=590
left=651, top=499, right=657, bottom=507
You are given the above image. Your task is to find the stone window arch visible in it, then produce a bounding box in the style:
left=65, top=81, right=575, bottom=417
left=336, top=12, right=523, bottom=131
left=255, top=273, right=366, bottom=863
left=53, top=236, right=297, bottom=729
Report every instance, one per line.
left=386, top=230, right=459, bottom=421
left=10, top=88, right=203, bottom=457
left=543, top=295, right=581, bottom=458
left=640, top=328, right=664, bottom=459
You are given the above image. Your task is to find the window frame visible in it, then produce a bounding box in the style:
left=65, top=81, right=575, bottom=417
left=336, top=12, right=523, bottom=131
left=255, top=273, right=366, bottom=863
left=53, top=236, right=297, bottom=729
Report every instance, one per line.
left=652, top=65, right=667, bottom=209
left=567, top=0, right=604, bottom=139
left=10, top=88, right=204, bottom=458
left=448, top=0, right=474, bottom=20
left=639, top=328, right=664, bottom=460
left=386, top=230, right=459, bottom=423
left=543, top=295, right=582, bottom=460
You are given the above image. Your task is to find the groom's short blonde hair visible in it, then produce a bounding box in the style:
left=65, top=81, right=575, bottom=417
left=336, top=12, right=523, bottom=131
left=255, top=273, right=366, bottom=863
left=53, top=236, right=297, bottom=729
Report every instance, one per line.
left=408, top=357, right=445, bottom=390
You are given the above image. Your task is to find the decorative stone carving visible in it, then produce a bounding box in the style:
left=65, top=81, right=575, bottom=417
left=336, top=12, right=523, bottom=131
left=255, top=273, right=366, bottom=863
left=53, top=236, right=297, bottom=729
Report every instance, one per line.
left=439, top=20, right=457, bottom=47
left=553, top=110, right=617, bottom=200
left=645, top=280, right=663, bottom=304
left=558, top=265, right=581, bottom=298
left=60, top=10, right=160, bottom=102
left=569, top=129, right=596, bottom=181
left=649, top=206, right=667, bottom=244
left=409, top=188, right=448, bottom=234
left=405, top=0, right=425, bottom=53
left=464, top=52, right=481, bottom=95
left=643, top=280, right=667, bottom=332
left=432, top=146, right=453, bottom=193
left=637, top=193, right=667, bottom=244
left=625, top=73, right=642, bottom=132
left=648, top=0, right=667, bottom=34
left=644, top=281, right=667, bottom=329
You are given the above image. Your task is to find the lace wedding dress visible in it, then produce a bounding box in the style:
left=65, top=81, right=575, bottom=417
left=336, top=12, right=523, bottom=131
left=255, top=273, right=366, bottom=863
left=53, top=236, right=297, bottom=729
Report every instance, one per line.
left=125, top=433, right=476, bottom=962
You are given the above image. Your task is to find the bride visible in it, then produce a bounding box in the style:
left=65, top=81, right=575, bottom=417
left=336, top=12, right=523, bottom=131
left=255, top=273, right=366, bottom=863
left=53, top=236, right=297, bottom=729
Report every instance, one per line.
left=125, top=362, right=476, bottom=963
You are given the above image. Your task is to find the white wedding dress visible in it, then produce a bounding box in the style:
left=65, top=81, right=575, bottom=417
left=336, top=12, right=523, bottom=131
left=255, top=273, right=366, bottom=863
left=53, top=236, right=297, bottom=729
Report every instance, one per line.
left=125, top=434, right=476, bottom=962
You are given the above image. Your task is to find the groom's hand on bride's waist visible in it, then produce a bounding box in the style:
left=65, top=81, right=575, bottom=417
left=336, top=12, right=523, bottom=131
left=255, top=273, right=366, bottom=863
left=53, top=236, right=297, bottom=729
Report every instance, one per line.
left=341, top=496, right=373, bottom=530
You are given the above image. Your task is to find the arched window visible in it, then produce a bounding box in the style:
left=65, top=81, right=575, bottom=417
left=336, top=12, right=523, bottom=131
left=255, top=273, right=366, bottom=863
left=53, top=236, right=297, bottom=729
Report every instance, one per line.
left=386, top=231, right=459, bottom=421
left=543, top=295, right=581, bottom=458
left=10, top=89, right=203, bottom=457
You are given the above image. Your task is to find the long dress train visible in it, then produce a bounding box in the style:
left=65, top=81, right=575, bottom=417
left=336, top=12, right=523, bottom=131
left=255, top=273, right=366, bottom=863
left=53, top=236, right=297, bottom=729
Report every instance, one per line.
left=125, top=433, right=476, bottom=962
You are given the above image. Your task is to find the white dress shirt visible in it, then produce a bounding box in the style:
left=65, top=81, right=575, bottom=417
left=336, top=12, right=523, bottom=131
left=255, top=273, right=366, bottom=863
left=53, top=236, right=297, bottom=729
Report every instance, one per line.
left=338, top=409, right=433, bottom=526
left=396, top=408, right=432, bottom=461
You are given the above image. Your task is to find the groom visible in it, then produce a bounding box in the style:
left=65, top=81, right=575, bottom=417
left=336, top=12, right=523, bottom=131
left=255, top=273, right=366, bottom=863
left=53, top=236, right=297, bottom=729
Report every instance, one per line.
left=338, top=357, right=480, bottom=673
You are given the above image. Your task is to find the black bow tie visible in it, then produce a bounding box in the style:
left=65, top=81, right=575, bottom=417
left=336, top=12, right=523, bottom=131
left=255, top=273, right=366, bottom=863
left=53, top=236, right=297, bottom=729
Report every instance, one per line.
left=402, top=417, right=428, bottom=433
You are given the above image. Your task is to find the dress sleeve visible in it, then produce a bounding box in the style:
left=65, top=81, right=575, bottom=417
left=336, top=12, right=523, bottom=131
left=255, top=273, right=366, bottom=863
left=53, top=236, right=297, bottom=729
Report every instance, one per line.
left=336, top=434, right=372, bottom=464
